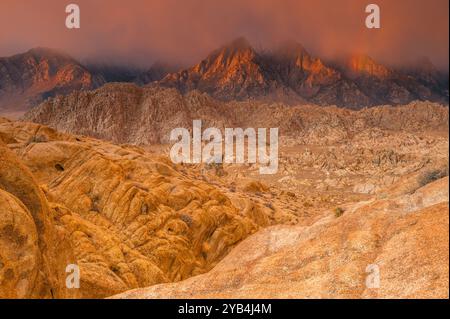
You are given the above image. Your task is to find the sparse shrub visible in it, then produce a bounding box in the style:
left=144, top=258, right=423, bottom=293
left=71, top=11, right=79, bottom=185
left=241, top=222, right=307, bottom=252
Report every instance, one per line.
left=140, top=203, right=148, bottom=215
left=334, top=207, right=345, bottom=218
left=90, top=195, right=100, bottom=213
left=303, top=201, right=313, bottom=208
left=243, top=181, right=269, bottom=193
left=418, top=166, right=449, bottom=187
left=287, top=191, right=296, bottom=198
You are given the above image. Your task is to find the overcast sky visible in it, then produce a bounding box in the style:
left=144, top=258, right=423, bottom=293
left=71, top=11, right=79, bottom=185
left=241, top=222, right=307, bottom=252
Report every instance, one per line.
left=0, top=0, right=448, bottom=69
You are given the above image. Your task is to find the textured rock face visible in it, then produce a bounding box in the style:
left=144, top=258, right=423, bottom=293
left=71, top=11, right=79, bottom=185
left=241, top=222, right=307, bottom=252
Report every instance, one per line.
left=347, top=54, right=392, bottom=78
left=0, top=120, right=286, bottom=298
left=23, top=84, right=226, bottom=144
left=2, top=90, right=449, bottom=299
left=158, top=38, right=449, bottom=107
left=113, top=178, right=449, bottom=299
left=0, top=48, right=103, bottom=115
left=0, top=140, right=78, bottom=298
left=24, top=83, right=449, bottom=145
left=160, top=38, right=271, bottom=101
left=0, top=188, right=41, bottom=298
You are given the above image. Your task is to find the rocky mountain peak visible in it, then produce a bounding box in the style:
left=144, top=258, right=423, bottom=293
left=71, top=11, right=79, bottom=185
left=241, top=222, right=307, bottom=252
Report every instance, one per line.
left=0, top=48, right=103, bottom=115
left=158, top=38, right=267, bottom=100
left=155, top=39, right=448, bottom=107
left=193, top=37, right=257, bottom=74
left=347, top=53, right=391, bottom=78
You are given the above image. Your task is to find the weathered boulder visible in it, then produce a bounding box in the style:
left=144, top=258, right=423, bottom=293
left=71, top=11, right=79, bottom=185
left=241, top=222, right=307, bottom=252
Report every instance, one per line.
left=113, top=178, right=449, bottom=299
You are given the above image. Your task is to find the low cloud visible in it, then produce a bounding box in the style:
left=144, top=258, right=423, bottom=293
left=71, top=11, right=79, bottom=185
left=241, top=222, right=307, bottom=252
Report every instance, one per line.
left=0, top=0, right=448, bottom=69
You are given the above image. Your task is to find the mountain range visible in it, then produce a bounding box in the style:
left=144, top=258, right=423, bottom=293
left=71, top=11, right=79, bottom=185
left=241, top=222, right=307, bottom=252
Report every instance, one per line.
left=0, top=38, right=448, bottom=116
left=23, top=83, right=449, bottom=146
left=0, top=48, right=104, bottom=115
left=158, top=38, right=448, bottom=107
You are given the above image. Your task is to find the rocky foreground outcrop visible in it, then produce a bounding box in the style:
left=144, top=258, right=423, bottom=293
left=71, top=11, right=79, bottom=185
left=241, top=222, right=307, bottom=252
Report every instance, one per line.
left=0, top=120, right=289, bottom=298
left=114, top=177, right=449, bottom=299
left=0, top=138, right=77, bottom=298
left=1, top=99, right=449, bottom=298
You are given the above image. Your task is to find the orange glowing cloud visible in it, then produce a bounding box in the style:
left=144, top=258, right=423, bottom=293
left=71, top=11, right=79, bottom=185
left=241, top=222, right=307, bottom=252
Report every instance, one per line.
left=0, top=0, right=448, bottom=69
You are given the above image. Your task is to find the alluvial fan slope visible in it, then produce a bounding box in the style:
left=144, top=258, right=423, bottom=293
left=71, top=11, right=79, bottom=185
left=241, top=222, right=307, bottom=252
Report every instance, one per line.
left=0, top=120, right=288, bottom=298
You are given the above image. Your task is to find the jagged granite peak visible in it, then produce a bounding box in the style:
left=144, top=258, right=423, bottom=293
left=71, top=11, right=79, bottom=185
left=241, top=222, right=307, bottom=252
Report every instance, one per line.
left=346, top=53, right=392, bottom=78
left=157, top=38, right=448, bottom=107
left=0, top=47, right=104, bottom=115
left=159, top=37, right=268, bottom=100
left=270, top=41, right=319, bottom=71
left=266, top=41, right=343, bottom=98
left=337, top=53, right=448, bottom=105
left=0, top=47, right=98, bottom=87
left=203, top=37, right=254, bottom=64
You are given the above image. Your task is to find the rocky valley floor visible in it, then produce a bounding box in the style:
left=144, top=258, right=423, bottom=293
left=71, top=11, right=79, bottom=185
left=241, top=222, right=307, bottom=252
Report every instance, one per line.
left=0, top=97, right=448, bottom=298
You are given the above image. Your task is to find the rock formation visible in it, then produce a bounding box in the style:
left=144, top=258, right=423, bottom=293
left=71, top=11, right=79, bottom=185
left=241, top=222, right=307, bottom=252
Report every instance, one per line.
left=0, top=119, right=290, bottom=298
left=1, top=79, right=449, bottom=299
left=113, top=177, right=449, bottom=299
left=24, top=83, right=449, bottom=145
left=0, top=138, right=78, bottom=298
